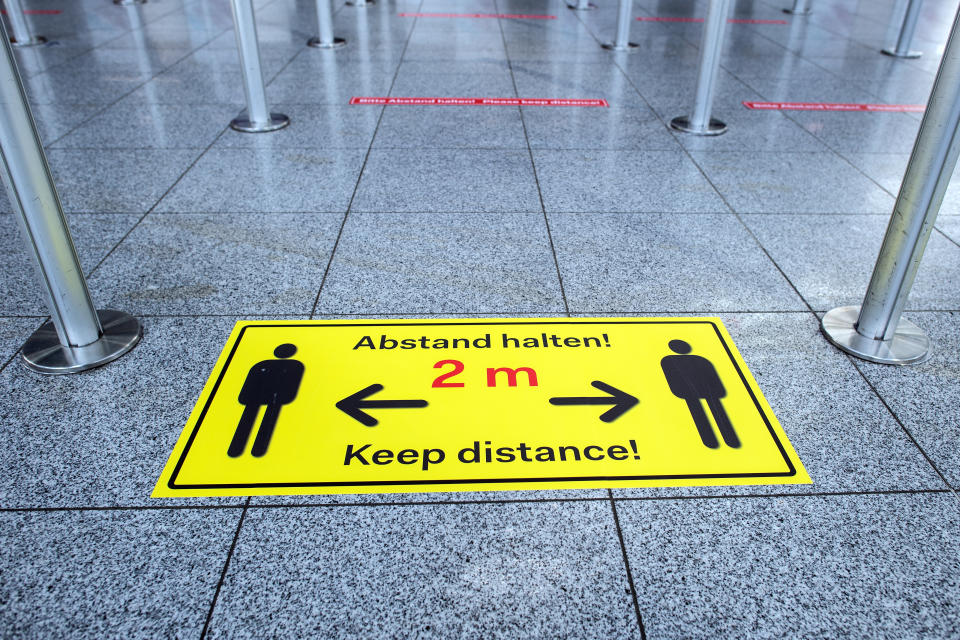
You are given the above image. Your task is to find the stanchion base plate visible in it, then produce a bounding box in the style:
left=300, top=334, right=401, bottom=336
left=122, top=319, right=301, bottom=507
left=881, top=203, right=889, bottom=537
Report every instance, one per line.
left=10, top=36, right=47, bottom=47
left=601, top=42, right=639, bottom=52
left=230, top=113, right=290, bottom=133
left=307, top=37, right=347, bottom=49
left=782, top=8, right=811, bottom=15
left=821, top=305, right=930, bottom=365
left=346, top=0, right=374, bottom=6
left=670, top=116, right=728, bottom=136
left=567, top=2, right=597, bottom=10
left=881, top=48, right=922, bottom=59
left=114, top=0, right=147, bottom=4
left=21, top=310, right=142, bottom=375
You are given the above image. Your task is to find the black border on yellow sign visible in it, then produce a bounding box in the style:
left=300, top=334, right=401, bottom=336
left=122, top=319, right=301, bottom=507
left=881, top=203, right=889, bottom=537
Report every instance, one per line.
left=167, top=320, right=796, bottom=489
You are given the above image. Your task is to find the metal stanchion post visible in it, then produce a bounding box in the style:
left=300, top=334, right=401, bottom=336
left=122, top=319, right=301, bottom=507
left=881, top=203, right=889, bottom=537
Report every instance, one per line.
left=0, top=22, right=140, bottom=374
left=602, top=0, right=638, bottom=52
left=821, top=3, right=960, bottom=365
left=567, top=0, right=596, bottom=11
left=670, top=0, right=730, bottom=135
left=783, top=0, right=811, bottom=15
left=229, top=0, right=289, bottom=133
left=4, top=0, right=45, bottom=46
left=308, top=0, right=346, bottom=49
left=882, top=0, right=924, bottom=58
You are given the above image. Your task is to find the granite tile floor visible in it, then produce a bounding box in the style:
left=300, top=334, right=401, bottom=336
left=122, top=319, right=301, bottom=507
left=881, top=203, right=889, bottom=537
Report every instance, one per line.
left=1, top=0, right=959, bottom=637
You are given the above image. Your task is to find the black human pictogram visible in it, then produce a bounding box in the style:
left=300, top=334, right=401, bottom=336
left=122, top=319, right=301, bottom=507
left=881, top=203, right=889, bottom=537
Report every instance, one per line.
left=228, top=343, right=305, bottom=458
left=660, top=340, right=740, bottom=449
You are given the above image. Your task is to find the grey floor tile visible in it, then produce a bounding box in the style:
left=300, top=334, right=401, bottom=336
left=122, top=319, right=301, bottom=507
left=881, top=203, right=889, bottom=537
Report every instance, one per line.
left=522, top=105, right=680, bottom=150
left=0, top=316, right=250, bottom=508
left=671, top=108, right=831, bottom=152
left=396, top=60, right=513, bottom=76
left=206, top=502, right=643, bottom=639
left=0, top=214, right=141, bottom=316
left=0, top=318, right=43, bottom=367
left=633, top=71, right=764, bottom=120
left=938, top=216, right=960, bottom=244
left=267, top=66, right=397, bottom=105
left=390, top=71, right=518, bottom=98
left=31, top=102, right=106, bottom=145
left=126, top=70, right=246, bottom=106
left=0, top=508, right=240, bottom=638
left=163, top=43, right=298, bottom=79
left=216, top=104, right=380, bottom=149
left=533, top=150, right=728, bottom=213
left=855, top=311, right=960, bottom=487
left=735, top=70, right=881, bottom=103
left=156, top=147, right=367, bottom=213
left=90, top=213, right=342, bottom=315
left=32, top=149, right=203, bottom=214
left=352, top=149, right=541, bottom=212
left=51, top=100, right=232, bottom=149
left=403, top=41, right=509, bottom=63
left=688, top=151, right=896, bottom=214
left=787, top=110, right=921, bottom=154
left=617, top=493, right=960, bottom=638
left=511, top=61, right=647, bottom=107
left=550, top=213, right=806, bottom=312
left=21, top=67, right=152, bottom=105
left=317, top=211, right=565, bottom=313
left=744, top=214, right=960, bottom=311
left=841, top=152, right=960, bottom=215
left=373, top=105, right=528, bottom=149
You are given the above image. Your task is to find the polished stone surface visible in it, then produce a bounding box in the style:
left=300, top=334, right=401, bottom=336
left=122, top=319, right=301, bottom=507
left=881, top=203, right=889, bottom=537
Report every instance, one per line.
left=1, top=0, right=959, bottom=636
left=618, top=493, right=960, bottom=638
left=207, top=502, right=642, bottom=638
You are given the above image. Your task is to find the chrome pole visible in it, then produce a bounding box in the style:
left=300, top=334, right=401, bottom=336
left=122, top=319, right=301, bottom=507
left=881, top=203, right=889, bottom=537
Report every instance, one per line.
left=670, top=0, right=730, bottom=135
left=783, top=0, right=811, bottom=16
left=0, top=20, right=140, bottom=374
left=4, top=0, right=45, bottom=46
left=308, top=0, right=346, bottom=49
left=821, top=3, right=960, bottom=365
left=229, top=0, right=289, bottom=133
left=602, top=0, right=637, bottom=51
left=882, top=0, right=924, bottom=58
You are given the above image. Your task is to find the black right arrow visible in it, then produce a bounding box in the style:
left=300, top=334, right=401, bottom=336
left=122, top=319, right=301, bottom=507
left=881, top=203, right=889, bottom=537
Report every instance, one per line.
left=336, top=383, right=428, bottom=427
left=549, top=381, right=638, bottom=423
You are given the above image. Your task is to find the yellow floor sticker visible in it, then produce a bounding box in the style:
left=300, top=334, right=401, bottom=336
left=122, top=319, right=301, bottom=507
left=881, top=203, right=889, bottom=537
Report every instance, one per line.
left=153, top=318, right=810, bottom=497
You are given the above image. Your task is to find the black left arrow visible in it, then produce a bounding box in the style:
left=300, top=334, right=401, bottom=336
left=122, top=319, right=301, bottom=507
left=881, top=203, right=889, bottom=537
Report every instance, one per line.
left=336, top=384, right=428, bottom=427
left=549, top=381, right=638, bottom=423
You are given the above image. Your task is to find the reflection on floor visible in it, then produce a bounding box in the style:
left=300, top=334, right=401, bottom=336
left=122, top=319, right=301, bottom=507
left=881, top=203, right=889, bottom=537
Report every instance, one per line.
left=0, top=0, right=959, bottom=637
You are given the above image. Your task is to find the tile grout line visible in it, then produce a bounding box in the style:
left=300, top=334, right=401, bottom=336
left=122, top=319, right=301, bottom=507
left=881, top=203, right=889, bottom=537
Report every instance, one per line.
left=41, top=0, right=297, bottom=150
left=846, top=357, right=960, bottom=501
left=308, top=0, right=425, bottom=318
left=1, top=487, right=953, bottom=514
left=16, top=0, right=205, bottom=81
left=200, top=496, right=251, bottom=639
left=607, top=489, right=647, bottom=639
left=75, top=8, right=311, bottom=285
left=494, top=0, right=571, bottom=317
left=600, top=48, right=824, bottom=319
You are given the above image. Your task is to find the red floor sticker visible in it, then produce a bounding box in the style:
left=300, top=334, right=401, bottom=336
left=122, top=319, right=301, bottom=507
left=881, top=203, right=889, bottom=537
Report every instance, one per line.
left=744, top=101, right=926, bottom=113
left=399, top=13, right=557, bottom=19
left=1, top=9, right=61, bottom=14
left=637, top=17, right=787, bottom=24
left=350, top=97, right=609, bottom=107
